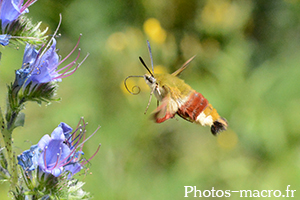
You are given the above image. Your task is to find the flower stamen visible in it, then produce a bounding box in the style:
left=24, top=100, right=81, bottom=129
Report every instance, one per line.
left=57, top=34, right=82, bottom=67
left=43, top=146, right=48, bottom=169
left=81, top=144, right=101, bottom=166
left=20, top=0, right=36, bottom=13
left=40, top=14, right=62, bottom=56
left=48, top=147, right=63, bottom=170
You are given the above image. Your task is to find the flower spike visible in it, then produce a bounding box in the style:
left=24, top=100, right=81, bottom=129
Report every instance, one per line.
left=18, top=119, right=101, bottom=179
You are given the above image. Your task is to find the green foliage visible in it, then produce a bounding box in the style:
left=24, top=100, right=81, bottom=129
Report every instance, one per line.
left=0, top=16, right=48, bottom=46
left=13, top=167, right=90, bottom=200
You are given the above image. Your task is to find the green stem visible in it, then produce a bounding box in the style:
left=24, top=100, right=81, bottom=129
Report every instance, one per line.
left=0, top=109, right=10, bottom=180
left=1, top=100, right=20, bottom=190
left=2, top=128, right=18, bottom=188
left=3, top=79, right=32, bottom=192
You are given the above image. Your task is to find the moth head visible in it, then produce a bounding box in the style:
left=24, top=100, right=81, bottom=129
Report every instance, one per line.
left=124, top=56, right=155, bottom=95
left=124, top=41, right=158, bottom=114
left=144, top=74, right=156, bottom=89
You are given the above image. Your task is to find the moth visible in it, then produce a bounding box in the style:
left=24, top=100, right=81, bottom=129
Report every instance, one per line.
left=125, top=41, right=228, bottom=135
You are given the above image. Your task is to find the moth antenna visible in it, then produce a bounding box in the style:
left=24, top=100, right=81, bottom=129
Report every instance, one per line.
left=144, top=86, right=155, bottom=114
left=139, top=57, right=154, bottom=77
left=147, top=40, right=154, bottom=74
left=124, top=75, right=144, bottom=95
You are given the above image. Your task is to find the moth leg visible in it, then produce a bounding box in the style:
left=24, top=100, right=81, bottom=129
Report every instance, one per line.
left=144, top=87, right=155, bottom=114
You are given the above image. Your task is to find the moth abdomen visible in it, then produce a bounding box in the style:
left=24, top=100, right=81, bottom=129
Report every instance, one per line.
left=211, top=117, right=228, bottom=135
left=177, top=91, right=228, bottom=135
left=177, top=91, right=208, bottom=121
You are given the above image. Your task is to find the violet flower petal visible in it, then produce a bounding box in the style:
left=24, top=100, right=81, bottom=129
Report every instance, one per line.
left=1, top=0, right=28, bottom=30
left=37, top=134, right=51, bottom=150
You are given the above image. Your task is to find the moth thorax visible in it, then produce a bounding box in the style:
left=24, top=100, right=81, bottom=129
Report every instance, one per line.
left=144, top=74, right=156, bottom=89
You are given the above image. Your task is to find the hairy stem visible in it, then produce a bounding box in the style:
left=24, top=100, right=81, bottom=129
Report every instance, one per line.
left=2, top=128, right=18, bottom=186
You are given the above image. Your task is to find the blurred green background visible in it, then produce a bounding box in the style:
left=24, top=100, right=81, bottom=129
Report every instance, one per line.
left=1, top=0, right=300, bottom=199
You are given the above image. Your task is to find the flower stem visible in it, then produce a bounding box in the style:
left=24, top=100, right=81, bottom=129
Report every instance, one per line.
left=2, top=128, right=18, bottom=187
left=0, top=107, right=18, bottom=188
left=1, top=88, right=23, bottom=190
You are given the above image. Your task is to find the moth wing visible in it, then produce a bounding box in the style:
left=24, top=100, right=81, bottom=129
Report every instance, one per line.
left=171, top=55, right=196, bottom=77
left=151, top=95, right=178, bottom=123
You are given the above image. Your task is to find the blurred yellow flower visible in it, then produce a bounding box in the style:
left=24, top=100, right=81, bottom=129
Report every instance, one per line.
left=143, top=18, right=167, bottom=44
left=201, top=0, right=233, bottom=26
left=106, top=32, right=127, bottom=51
left=196, top=0, right=252, bottom=34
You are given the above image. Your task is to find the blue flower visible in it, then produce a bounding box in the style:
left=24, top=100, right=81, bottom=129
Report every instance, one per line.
left=38, top=125, right=73, bottom=177
left=0, top=0, right=35, bottom=30
left=0, top=34, right=10, bottom=45
left=0, top=0, right=36, bottom=45
left=58, top=122, right=73, bottom=140
left=17, top=144, right=40, bottom=171
left=15, top=35, right=88, bottom=89
left=17, top=120, right=100, bottom=178
left=14, top=42, right=39, bottom=87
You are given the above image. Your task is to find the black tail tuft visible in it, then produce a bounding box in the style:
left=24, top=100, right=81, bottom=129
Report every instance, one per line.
left=211, top=117, right=228, bottom=136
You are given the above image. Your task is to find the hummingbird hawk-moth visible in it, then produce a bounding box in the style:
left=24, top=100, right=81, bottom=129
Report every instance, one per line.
left=125, top=41, right=228, bottom=135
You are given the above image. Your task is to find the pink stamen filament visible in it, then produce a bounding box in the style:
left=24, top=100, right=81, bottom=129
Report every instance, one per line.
left=57, top=34, right=82, bottom=66
left=40, top=14, right=62, bottom=57
left=18, top=0, right=25, bottom=11
left=43, top=146, right=48, bottom=169
left=46, top=143, right=78, bottom=171
left=54, top=49, right=82, bottom=79
left=79, top=128, right=87, bottom=153
left=57, top=125, right=99, bottom=167
left=66, top=126, right=100, bottom=164
left=49, top=147, right=63, bottom=171
left=55, top=61, right=76, bottom=77
left=57, top=145, right=79, bottom=167
left=75, top=126, right=100, bottom=152
left=56, top=51, right=90, bottom=80
left=59, top=52, right=90, bottom=79
left=72, top=117, right=85, bottom=141
left=81, top=144, right=101, bottom=166
left=69, top=129, right=84, bottom=150
left=67, top=126, right=83, bottom=147
left=70, top=124, right=86, bottom=147
left=67, top=123, right=87, bottom=148
left=20, top=0, right=36, bottom=13
left=57, top=131, right=86, bottom=166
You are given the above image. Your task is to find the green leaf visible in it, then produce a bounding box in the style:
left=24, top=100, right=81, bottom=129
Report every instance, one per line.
left=14, top=112, right=25, bottom=128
